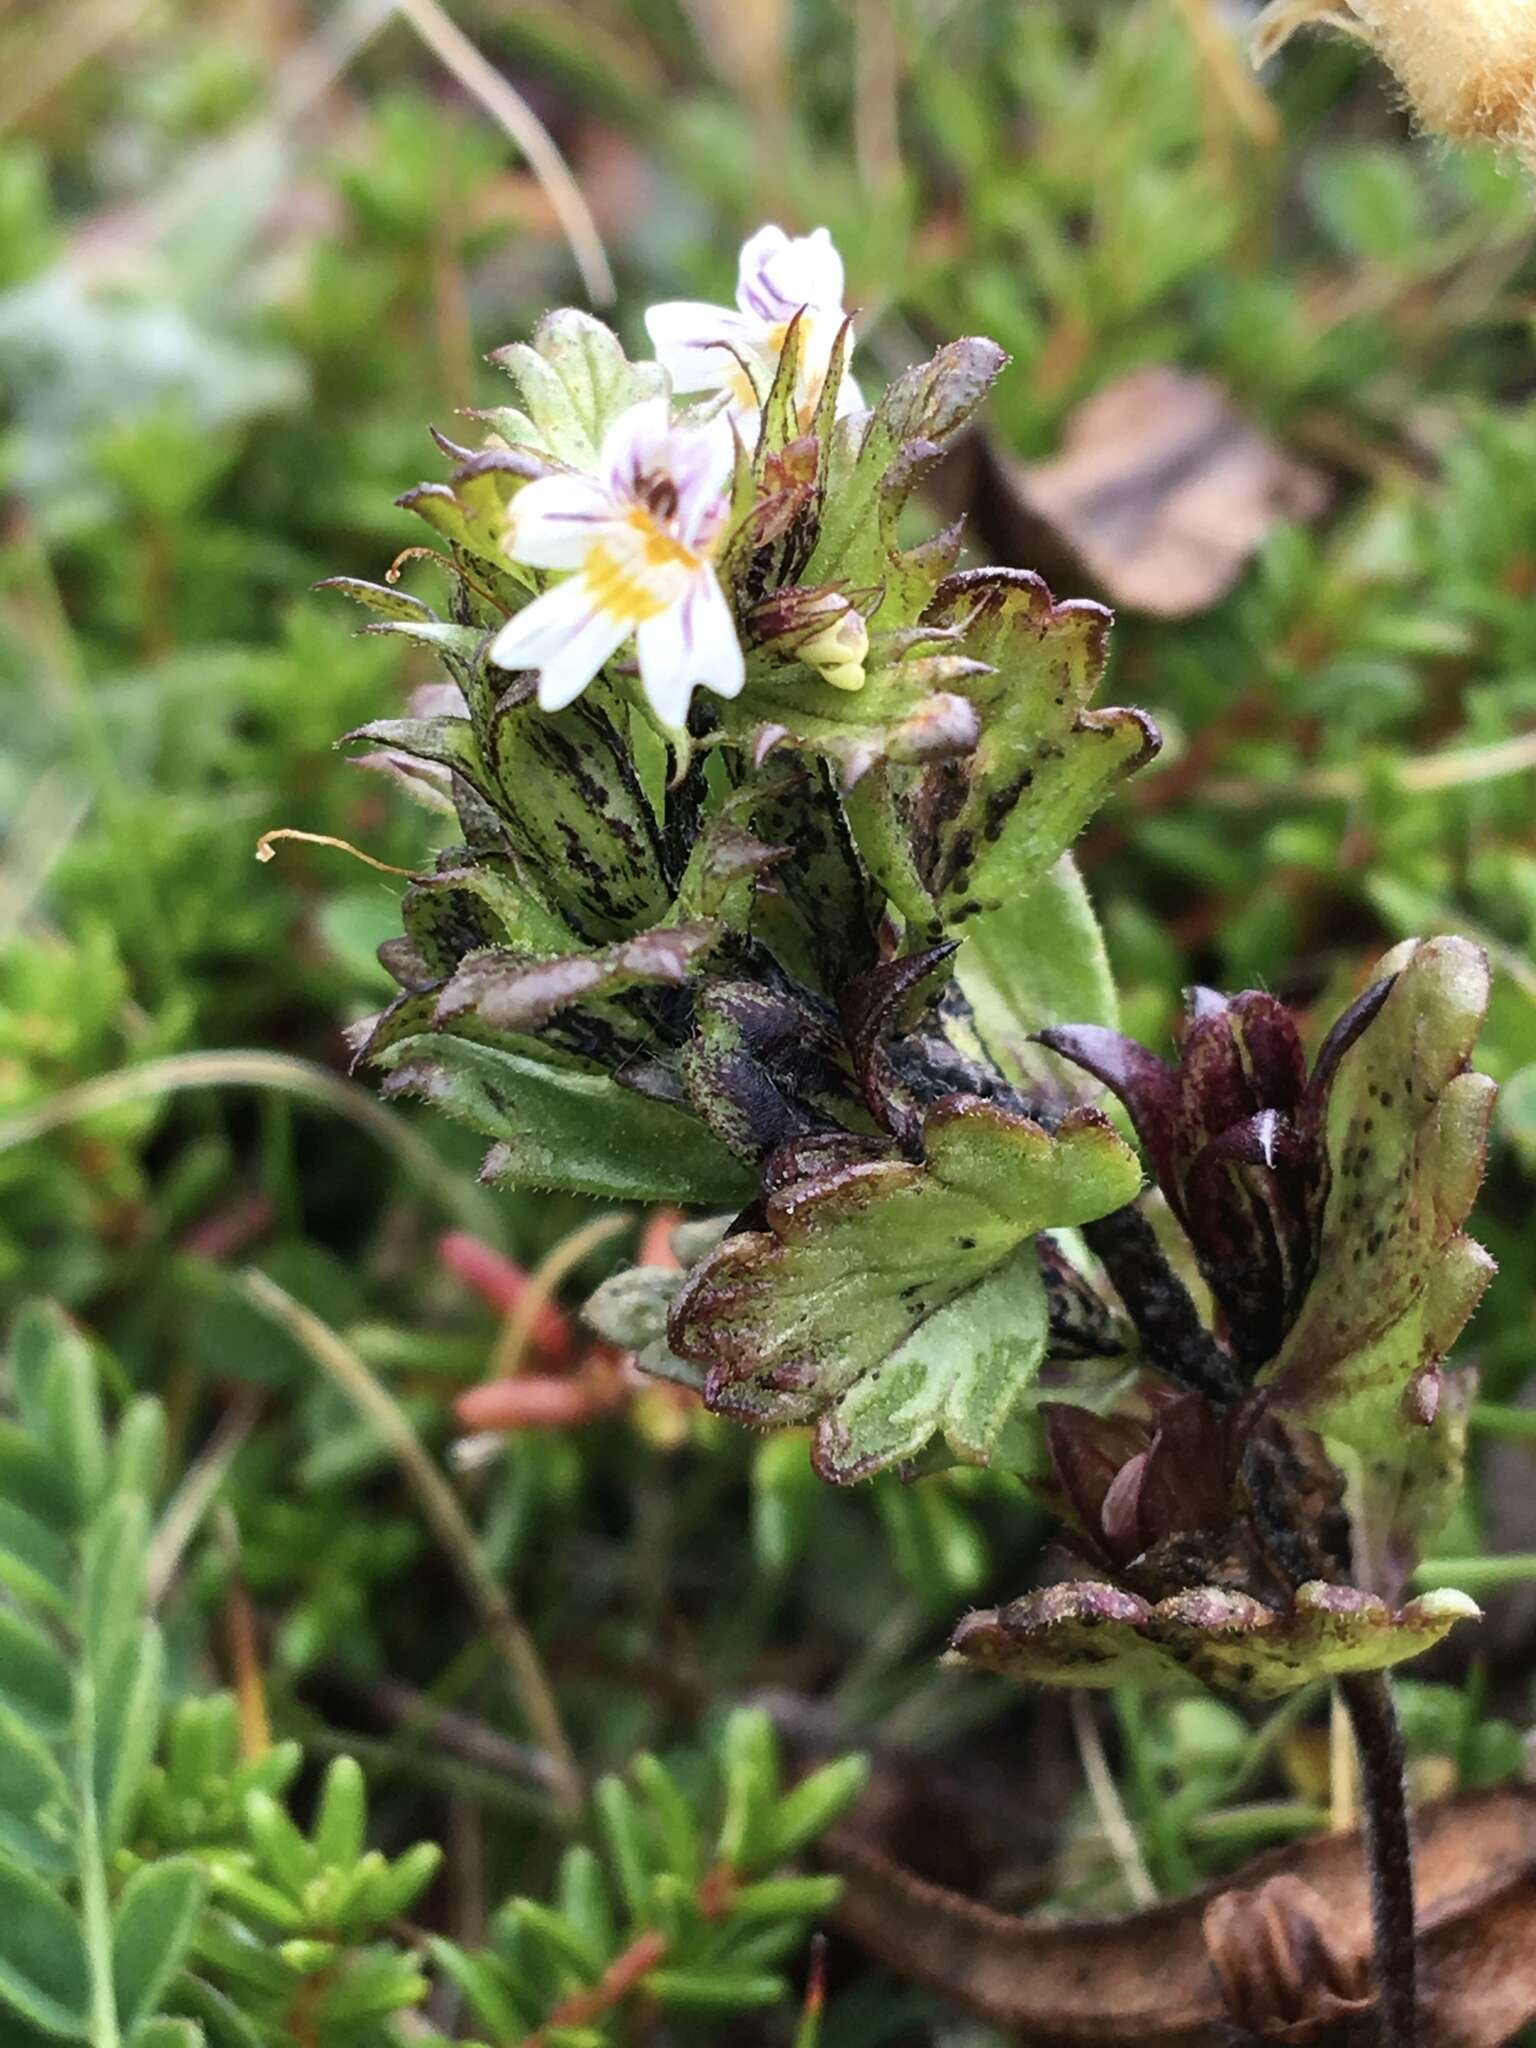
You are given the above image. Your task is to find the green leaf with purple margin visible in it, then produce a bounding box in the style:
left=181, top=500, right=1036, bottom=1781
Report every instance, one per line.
left=950, top=1578, right=1481, bottom=1700
left=854, top=570, right=1160, bottom=934
left=669, top=1096, right=1141, bottom=1481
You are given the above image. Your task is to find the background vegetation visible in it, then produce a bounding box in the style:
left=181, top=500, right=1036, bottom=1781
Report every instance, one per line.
left=3, top=0, right=1536, bottom=2040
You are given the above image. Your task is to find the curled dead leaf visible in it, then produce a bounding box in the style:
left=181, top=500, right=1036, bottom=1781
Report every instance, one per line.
left=1204, top=1874, right=1372, bottom=2043
left=824, top=1785, right=1536, bottom=2046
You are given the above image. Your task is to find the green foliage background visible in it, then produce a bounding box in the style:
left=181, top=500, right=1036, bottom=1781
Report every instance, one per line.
left=4, top=1, right=1536, bottom=2041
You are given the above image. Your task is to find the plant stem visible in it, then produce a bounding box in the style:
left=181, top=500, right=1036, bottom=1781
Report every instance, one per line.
left=75, top=1662, right=121, bottom=2048
left=1340, top=1671, right=1417, bottom=2048
left=1082, top=1204, right=1242, bottom=1404
left=1415, top=1552, right=1536, bottom=1591
left=1112, top=1688, right=1195, bottom=1894
left=1070, top=1693, right=1155, bottom=1907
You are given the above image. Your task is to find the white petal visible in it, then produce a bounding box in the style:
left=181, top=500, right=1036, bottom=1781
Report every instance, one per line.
left=666, top=414, right=736, bottom=549
left=489, top=576, right=629, bottom=710
left=735, top=224, right=792, bottom=320
left=739, top=223, right=846, bottom=323
left=645, top=301, right=759, bottom=398
left=504, top=472, right=616, bottom=570
left=536, top=604, right=633, bottom=711
left=597, top=394, right=676, bottom=502
left=790, top=226, right=848, bottom=310
left=635, top=568, right=744, bottom=727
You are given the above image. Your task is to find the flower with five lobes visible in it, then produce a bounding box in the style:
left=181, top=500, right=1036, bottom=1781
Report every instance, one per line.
left=490, top=396, right=745, bottom=729
left=645, top=223, right=864, bottom=437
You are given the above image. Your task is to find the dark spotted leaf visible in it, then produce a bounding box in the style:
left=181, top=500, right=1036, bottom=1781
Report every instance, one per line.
left=679, top=979, right=866, bottom=1166
left=1263, top=944, right=1493, bottom=1412
left=432, top=923, right=722, bottom=1035
left=884, top=569, right=1160, bottom=930
left=314, top=576, right=441, bottom=624
left=482, top=685, right=674, bottom=944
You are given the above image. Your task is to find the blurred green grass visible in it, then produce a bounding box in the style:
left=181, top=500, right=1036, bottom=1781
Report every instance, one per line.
left=4, top=4, right=1536, bottom=2029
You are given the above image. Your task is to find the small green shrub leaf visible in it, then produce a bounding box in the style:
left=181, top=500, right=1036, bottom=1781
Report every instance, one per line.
left=761, top=1756, right=870, bottom=1866
left=310, top=1754, right=366, bottom=1870
left=83, top=1494, right=151, bottom=1679
left=127, top=2021, right=203, bottom=2048
left=0, top=1707, right=71, bottom=1879
left=113, top=1859, right=208, bottom=2035
left=0, top=1421, right=78, bottom=1534
left=95, top=1626, right=166, bottom=1858
left=0, top=1609, right=72, bottom=1736
left=0, top=1858, right=91, bottom=2038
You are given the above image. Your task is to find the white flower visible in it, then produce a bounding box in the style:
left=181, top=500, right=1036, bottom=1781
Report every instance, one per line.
left=644, top=224, right=863, bottom=438
left=489, top=397, right=745, bottom=729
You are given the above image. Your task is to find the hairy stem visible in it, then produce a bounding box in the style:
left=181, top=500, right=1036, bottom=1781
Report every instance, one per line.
left=75, top=1662, right=120, bottom=2048
left=1083, top=1203, right=1242, bottom=1404
left=1340, top=1671, right=1417, bottom=2048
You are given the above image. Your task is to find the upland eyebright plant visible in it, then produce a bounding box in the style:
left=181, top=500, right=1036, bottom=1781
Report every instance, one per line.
left=328, top=223, right=1496, bottom=2047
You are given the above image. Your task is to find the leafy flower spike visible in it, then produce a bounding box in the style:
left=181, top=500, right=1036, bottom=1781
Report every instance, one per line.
left=645, top=223, right=863, bottom=436
left=491, top=396, right=744, bottom=727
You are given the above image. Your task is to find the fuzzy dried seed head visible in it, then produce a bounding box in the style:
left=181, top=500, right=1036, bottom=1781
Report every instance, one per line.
left=1253, top=0, right=1536, bottom=168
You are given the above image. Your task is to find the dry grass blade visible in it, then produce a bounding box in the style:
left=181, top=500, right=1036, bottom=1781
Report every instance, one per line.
left=0, top=0, right=154, bottom=132
left=148, top=1392, right=263, bottom=1606
left=240, top=1268, right=585, bottom=1818
left=1203, top=727, right=1536, bottom=806
left=0, top=1048, right=506, bottom=1241
left=393, top=0, right=615, bottom=306
left=0, top=767, right=91, bottom=942
left=487, top=1209, right=632, bottom=1380
left=1071, top=1693, right=1157, bottom=1908
left=1172, top=0, right=1282, bottom=149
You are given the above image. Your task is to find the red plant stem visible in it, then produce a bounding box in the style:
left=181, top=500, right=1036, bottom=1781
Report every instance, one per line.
left=518, top=1864, right=740, bottom=2045
left=437, top=1232, right=573, bottom=1359
left=1340, top=1671, right=1417, bottom=2048
left=528, top=1928, right=669, bottom=2042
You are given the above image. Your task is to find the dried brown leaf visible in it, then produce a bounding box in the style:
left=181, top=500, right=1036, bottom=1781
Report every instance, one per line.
left=825, top=1786, right=1536, bottom=2045
left=980, top=368, right=1330, bottom=619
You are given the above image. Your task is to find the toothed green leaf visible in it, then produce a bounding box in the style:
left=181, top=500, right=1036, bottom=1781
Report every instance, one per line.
left=375, top=1032, right=754, bottom=1205
left=670, top=1096, right=1141, bottom=1481
left=951, top=1578, right=1482, bottom=1699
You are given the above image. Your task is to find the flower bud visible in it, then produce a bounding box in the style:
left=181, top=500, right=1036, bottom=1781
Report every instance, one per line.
left=797, top=605, right=869, bottom=692
left=749, top=586, right=871, bottom=693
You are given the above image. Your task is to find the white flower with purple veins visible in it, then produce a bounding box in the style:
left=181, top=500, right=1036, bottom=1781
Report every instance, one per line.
left=490, top=397, right=744, bottom=729
left=645, top=224, right=863, bottom=437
